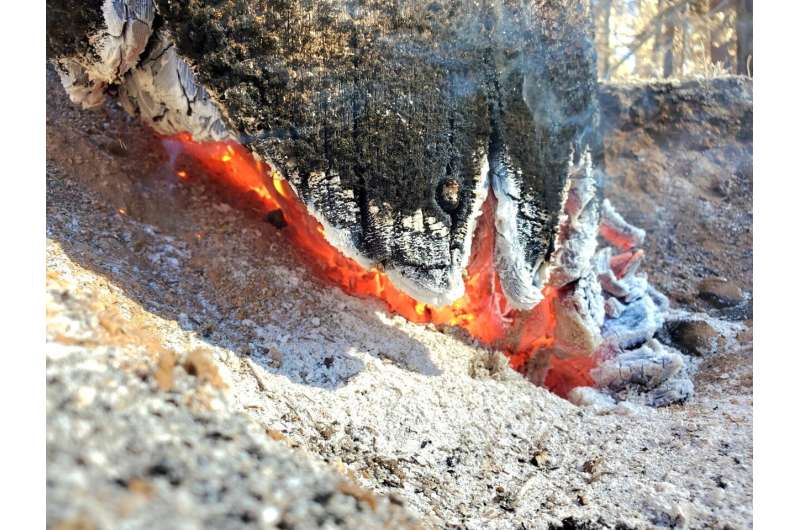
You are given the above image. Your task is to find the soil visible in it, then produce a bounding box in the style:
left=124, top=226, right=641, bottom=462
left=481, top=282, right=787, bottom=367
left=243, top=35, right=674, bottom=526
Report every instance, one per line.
left=600, top=77, right=753, bottom=322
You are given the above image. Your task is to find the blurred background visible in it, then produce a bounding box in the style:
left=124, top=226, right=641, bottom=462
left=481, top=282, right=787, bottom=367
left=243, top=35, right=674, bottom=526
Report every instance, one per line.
left=593, top=0, right=752, bottom=80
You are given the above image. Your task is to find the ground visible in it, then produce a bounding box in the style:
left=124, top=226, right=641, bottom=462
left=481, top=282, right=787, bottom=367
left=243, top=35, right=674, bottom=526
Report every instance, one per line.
left=46, top=68, right=753, bottom=529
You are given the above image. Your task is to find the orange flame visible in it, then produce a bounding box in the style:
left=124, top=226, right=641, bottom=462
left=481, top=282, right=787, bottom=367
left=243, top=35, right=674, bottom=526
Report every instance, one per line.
left=165, top=134, right=596, bottom=396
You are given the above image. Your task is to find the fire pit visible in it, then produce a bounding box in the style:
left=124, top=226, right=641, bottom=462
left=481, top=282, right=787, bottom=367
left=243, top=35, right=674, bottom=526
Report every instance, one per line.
left=48, top=0, right=704, bottom=405
left=46, top=1, right=753, bottom=528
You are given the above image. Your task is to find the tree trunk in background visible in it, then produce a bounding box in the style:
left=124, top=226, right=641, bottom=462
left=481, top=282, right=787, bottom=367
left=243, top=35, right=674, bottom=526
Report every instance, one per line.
left=651, top=0, right=664, bottom=72
left=694, top=0, right=712, bottom=72
left=633, top=0, right=654, bottom=78
left=736, top=0, right=753, bottom=75
left=708, top=0, right=735, bottom=72
left=663, top=1, right=676, bottom=77
left=709, top=32, right=731, bottom=70
left=678, top=2, right=689, bottom=76
left=597, top=0, right=613, bottom=79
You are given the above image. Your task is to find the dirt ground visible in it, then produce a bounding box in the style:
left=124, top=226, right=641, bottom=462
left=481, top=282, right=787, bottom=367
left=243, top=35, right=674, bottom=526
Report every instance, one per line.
left=46, top=67, right=753, bottom=529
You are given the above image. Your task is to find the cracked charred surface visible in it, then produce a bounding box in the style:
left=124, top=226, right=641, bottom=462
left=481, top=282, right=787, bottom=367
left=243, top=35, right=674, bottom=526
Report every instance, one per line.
left=487, top=1, right=600, bottom=308
left=49, top=0, right=600, bottom=308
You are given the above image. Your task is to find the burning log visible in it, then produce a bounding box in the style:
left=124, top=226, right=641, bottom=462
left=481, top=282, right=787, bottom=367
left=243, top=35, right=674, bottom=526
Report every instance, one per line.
left=47, top=0, right=691, bottom=404
left=48, top=0, right=600, bottom=307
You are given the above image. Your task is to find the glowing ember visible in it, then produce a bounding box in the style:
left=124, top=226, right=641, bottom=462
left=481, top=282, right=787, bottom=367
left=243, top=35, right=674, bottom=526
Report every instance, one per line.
left=164, top=134, right=596, bottom=395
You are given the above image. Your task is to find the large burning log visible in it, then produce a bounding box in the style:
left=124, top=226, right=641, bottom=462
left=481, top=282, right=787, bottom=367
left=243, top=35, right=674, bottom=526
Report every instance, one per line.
left=48, top=0, right=600, bottom=307
left=47, top=0, right=688, bottom=404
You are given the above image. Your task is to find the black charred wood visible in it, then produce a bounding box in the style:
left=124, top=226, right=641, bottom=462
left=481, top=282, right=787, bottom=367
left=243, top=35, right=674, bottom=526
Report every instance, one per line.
left=48, top=0, right=602, bottom=307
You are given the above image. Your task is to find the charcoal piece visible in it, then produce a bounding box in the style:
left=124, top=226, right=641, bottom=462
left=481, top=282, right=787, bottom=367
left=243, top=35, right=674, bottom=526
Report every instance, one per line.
left=601, top=295, right=664, bottom=350
left=645, top=375, right=694, bottom=407
left=264, top=210, right=287, bottom=230
left=590, top=340, right=683, bottom=392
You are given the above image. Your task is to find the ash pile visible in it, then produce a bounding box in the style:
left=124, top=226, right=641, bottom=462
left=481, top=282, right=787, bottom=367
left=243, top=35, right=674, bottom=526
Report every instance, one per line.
left=535, top=167, right=733, bottom=408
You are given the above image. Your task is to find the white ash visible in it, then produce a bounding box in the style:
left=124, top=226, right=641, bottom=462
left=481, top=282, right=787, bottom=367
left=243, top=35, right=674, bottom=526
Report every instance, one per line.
left=491, top=153, right=547, bottom=310
left=598, top=198, right=646, bottom=250
left=119, top=32, right=231, bottom=142
left=591, top=340, right=687, bottom=394
left=566, top=202, right=745, bottom=408
left=550, top=195, right=683, bottom=406
left=541, top=148, right=606, bottom=357
left=56, top=0, right=155, bottom=109
left=601, top=295, right=665, bottom=350
left=547, top=149, right=601, bottom=290
left=566, top=386, right=617, bottom=409
left=55, top=59, right=109, bottom=110
left=523, top=147, right=682, bottom=408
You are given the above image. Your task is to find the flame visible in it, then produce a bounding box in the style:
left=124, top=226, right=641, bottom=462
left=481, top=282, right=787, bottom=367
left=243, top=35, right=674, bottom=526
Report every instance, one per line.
left=165, top=134, right=596, bottom=396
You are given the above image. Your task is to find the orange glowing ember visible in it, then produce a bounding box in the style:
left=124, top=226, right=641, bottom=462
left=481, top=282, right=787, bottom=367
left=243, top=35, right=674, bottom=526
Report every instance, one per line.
left=164, top=134, right=596, bottom=396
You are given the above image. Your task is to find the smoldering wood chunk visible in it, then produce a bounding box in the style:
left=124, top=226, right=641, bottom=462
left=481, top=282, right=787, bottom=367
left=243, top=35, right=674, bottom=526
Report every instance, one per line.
left=118, top=32, right=231, bottom=142
left=51, top=0, right=599, bottom=307
left=50, top=0, right=158, bottom=109
left=156, top=0, right=503, bottom=305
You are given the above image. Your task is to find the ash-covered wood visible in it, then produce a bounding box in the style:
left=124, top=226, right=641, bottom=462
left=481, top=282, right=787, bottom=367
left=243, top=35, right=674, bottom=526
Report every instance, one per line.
left=48, top=0, right=157, bottom=109
left=49, top=0, right=602, bottom=309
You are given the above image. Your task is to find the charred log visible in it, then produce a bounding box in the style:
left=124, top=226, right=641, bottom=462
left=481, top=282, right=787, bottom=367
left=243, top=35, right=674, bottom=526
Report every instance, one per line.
left=47, top=0, right=602, bottom=311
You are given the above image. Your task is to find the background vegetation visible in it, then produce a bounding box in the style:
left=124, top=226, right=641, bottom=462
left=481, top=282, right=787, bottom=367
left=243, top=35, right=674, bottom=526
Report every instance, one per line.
left=593, top=0, right=752, bottom=80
